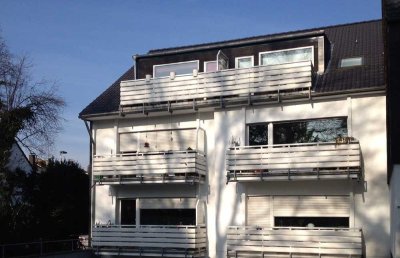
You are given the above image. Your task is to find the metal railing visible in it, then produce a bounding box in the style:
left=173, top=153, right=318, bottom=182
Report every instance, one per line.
left=0, top=236, right=89, bottom=258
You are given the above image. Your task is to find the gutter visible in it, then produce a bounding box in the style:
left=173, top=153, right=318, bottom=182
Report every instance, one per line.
left=78, top=85, right=386, bottom=121
left=136, top=30, right=325, bottom=59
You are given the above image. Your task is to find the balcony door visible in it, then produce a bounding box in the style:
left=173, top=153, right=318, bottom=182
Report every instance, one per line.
left=120, top=199, right=136, bottom=225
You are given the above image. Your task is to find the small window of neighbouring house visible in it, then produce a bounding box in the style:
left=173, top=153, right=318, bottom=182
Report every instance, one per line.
left=339, top=57, right=363, bottom=68
left=153, top=60, right=199, bottom=78
left=204, top=61, right=217, bottom=72
left=235, top=56, right=254, bottom=68
left=260, top=46, right=313, bottom=66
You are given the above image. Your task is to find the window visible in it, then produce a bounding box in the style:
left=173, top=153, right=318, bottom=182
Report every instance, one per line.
left=235, top=56, right=254, bottom=68
left=260, top=46, right=313, bottom=66
left=153, top=60, right=199, bottom=78
left=248, top=124, right=268, bottom=146
left=340, top=57, right=363, bottom=68
left=140, top=209, right=196, bottom=225
left=120, top=199, right=136, bottom=225
left=204, top=61, right=217, bottom=72
left=275, top=217, right=349, bottom=228
left=273, top=117, right=347, bottom=144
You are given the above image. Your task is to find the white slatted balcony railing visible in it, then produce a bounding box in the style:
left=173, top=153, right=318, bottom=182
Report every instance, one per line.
left=227, top=142, right=361, bottom=182
left=93, top=150, right=206, bottom=184
left=120, top=61, right=313, bottom=107
left=92, top=225, right=207, bottom=257
left=227, top=226, right=362, bottom=257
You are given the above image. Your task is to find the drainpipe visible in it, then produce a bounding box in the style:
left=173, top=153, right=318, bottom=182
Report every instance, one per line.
left=83, top=120, right=95, bottom=247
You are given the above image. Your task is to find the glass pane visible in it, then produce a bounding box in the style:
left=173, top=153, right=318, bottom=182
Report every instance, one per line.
left=121, top=199, right=136, bottom=225
left=140, top=209, right=196, bottom=225
left=340, top=57, right=363, bottom=68
left=273, top=118, right=347, bottom=144
left=261, top=47, right=313, bottom=66
left=154, top=61, right=198, bottom=77
left=205, top=61, right=217, bottom=72
left=274, top=217, right=349, bottom=228
left=248, top=124, right=268, bottom=145
left=237, top=57, right=252, bottom=68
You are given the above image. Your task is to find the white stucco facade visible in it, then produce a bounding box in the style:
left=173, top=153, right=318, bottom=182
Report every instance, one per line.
left=91, top=94, right=390, bottom=258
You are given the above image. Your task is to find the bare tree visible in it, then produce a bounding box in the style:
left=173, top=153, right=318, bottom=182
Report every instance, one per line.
left=0, top=34, right=65, bottom=157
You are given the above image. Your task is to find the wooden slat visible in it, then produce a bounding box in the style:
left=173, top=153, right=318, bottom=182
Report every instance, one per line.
left=226, top=226, right=362, bottom=256
left=92, top=151, right=206, bottom=181
left=92, top=225, right=207, bottom=253
left=227, top=142, right=361, bottom=181
left=120, top=61, right=312, bottom=106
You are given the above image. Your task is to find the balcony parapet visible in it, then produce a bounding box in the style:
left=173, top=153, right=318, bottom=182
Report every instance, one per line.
left=93, top=150, right=206, bottom=184
left=120, top=61, right=313, bottom=111
left=92, top=224, right=207, bottom=257
left=227, top=226, right=362, bottom=257
left=227, top=141, right=361, bottom=182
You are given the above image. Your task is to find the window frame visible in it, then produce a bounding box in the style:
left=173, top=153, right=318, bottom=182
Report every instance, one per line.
left=339, top=57, right=363, bottom=68
left=258, top=46, right=314, bottom=66
left=235, top=56, right=254, bottom=69
left=153, top=60, right=199, bottom=78
left=204, top=60, right=218, bottom=73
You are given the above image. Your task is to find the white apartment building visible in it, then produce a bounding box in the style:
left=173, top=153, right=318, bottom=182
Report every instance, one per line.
left=80, top=20, right=391, bottom=258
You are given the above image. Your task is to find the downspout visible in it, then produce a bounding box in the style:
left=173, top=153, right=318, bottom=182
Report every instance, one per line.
left=83, top=120, right=95, bottom=247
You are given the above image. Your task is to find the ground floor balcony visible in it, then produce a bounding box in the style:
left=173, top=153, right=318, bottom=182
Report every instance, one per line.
left=226, top=142, right=361, bottom=182
left=92, top=150, right=206, bottom=184
left=92, top=225, right=207, bottom=257
left=227, top=226, right=362, bottom=257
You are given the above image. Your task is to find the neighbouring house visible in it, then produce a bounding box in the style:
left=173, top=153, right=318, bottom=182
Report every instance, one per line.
left=80, top=20, right=391, bottom=257
left=383, top=0, right=400, bottom=257
left=6, top=142, right=33, bottom=174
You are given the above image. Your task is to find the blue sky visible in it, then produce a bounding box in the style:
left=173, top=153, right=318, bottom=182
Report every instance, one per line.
left=0, top=0, right=381, bottom=169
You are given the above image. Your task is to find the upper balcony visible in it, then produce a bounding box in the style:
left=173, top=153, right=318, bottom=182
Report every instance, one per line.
left=92, top=224, right=207, bottom=257
left=120, top=61, right=314, bottom=112
left=227, top=141, right=361, bottom=182
left=227, top=226, right=362, bottom=257
left=93, top=150, right=206, bottom=184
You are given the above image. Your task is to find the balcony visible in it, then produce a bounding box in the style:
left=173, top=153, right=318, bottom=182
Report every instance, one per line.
left=227, top=142, right=361, bottom=182
left=92, top=225, right=207, bottom=257
left=120, top=61, right=313, bottom=111
left=93, top=150, right=206, bottom=184
left=227, top=226, right=362, bottom=257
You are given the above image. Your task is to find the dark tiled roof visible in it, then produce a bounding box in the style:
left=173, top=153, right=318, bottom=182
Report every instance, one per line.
left=80, top=20, right=384, bottom=117
left=315, top=20, right=384, bottom=92
left=79, top=66, right=135, bottom=117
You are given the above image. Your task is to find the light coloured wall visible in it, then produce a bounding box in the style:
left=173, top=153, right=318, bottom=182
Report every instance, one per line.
left=391, top=165, right=400, bottom=258
left=94, top=120, right=116, bottom=155
left=92, top=95, right=390, bottom=258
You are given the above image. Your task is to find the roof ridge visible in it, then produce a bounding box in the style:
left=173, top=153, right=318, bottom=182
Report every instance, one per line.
left=147, top=19, right=382, bottom=55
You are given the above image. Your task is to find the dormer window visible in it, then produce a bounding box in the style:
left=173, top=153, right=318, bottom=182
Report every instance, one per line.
left=339, top=57, right=363, bottom=68
left=259, top=46, right=313, bottom=66
left=153, top=60, right=199, bottom=78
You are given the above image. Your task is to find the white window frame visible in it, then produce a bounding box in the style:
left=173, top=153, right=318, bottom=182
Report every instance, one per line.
left=153, top=60, right=199, bottom=78
left=339, top=57, right=363, bottom=68
left=258, top=46, right=314, bottom=66
left=235, top=56, right=254, bottom=69
left=204, top=60, right=217, bottom=73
